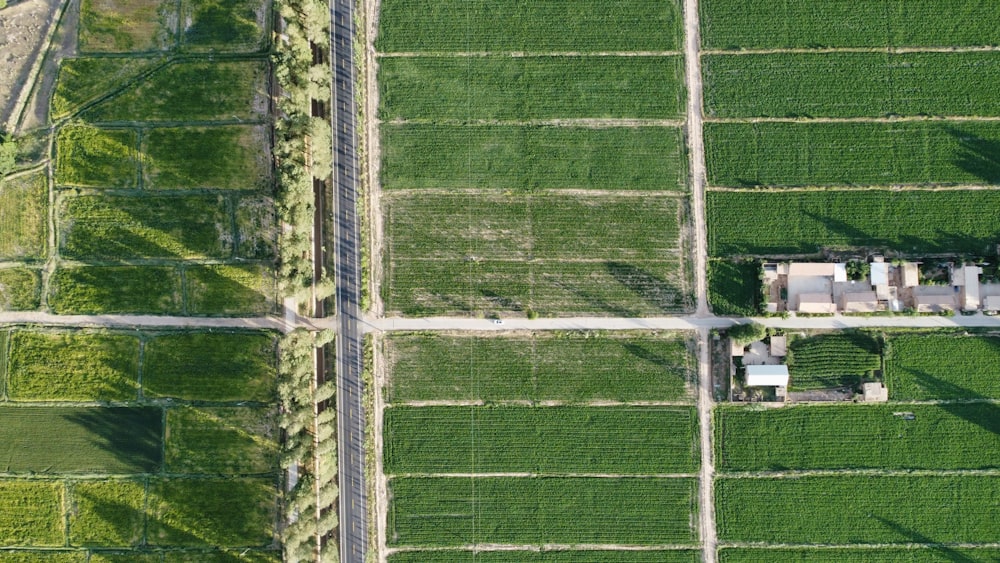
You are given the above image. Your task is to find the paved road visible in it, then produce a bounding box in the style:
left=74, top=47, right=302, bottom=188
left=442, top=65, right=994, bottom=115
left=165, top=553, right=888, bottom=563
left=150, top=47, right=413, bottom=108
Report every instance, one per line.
left=330, top=0, right=367, bottom=559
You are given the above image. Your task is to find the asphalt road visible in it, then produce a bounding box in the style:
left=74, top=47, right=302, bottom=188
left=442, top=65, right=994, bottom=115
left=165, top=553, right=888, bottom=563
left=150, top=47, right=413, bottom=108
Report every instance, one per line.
left=330, top=0, right=366, bottom=560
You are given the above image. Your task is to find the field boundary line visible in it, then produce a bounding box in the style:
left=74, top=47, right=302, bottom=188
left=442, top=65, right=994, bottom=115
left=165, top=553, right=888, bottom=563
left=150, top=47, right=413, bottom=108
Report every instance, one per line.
left=377, top=51, right=683, bottom=58
left=382, top=118, right=685, bottom=128
left=717, top=542, right=1000, bottom=549
left=389, top=400, right=696, bottom=407
left=706, top=115, right=1000, bottom=124
left=386, top=544, right=702, bottom=554
left=702, top=45, right=1000, bottom=56
left=387, top=472, right=699, bottom=478
left=718, top=468, right=1000, bottom=478
left=383, top=188, right=690, bottom=197
left=707, top=185, right=1000, bottom=193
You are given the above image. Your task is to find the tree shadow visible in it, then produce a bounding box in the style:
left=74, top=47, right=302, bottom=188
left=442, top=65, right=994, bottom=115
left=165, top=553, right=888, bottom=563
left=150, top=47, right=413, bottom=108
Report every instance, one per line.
left=946, top=126, right=1000, bottom=185
left=872, top=516, right=979, bottom=563
left=60, top=408, right=163, bottom=473
left=905, top=369, right=1000, bottom=436
left=605, top=261, right=685, bottom=314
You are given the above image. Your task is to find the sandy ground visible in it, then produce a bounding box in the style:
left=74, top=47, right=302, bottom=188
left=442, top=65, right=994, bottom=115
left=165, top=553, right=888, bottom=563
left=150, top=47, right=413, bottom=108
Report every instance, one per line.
left=0, top=0, right=62, bottom=129
left=365, top=0, right=384, bottom=319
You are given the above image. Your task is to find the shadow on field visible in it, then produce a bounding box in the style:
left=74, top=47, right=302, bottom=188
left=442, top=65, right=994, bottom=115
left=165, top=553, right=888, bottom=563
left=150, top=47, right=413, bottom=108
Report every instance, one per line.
left=801, top=211, right=996, bottom=256
left=605, top=261, right=683, bottom=313
left=906, top=370, right=1000, bottom=437
left=61, top=408, right=163, bottom=472
left=872, top=516, right=978, bottom=562
left=947, top=126, right=1000, bottom=185
left=622, top=342, right=679, bottom=371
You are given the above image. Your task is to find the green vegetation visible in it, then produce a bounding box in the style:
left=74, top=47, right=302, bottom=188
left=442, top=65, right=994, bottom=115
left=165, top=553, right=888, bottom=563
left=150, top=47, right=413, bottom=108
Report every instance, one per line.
left=162, top=551, right=281, bottom=562
left=0, top=268, right=40, bottom=311
left=90, top=554, right=161, bottom=563
left=185, top=264, right=275, bottom=315
left=181, top=0, right=267, bottom=52
left=79, top=0, right=176, bottom=52
left=59, top=194, right=233, bottom=260
left=0, top=553, right=85, bottom=563
left=382, top=124, right=687, bottom=191
left=388, top=477, right=697, bottom=547
left=715, top=404, right=1000, bottom=471
left=0, top=481, right=64, bottom=545
left=235, top=197, right=277, bottom=260
left=143, top=126, right=270, bottom=190
left=886, top=333, right=1000, bottom=400
left=377, top=0, right=682, bottom=52
left=716, top=475, right=1000, bottom=543
left=69, top=480, right=145, bottom=546
left=786, top=332, right=881, bottom=390
left=0, top=172, right=47, bottom=260
left=48, top=266, right=183, bottom=314
left=389, top=551, right=701, bottom=563
left=51, top=57, right=162, bottom=120
left=707, top=190, right=1000, bottom=256
left=55, top=125, right=138, bottom=187
left=704, top=52, right=1000, bottom=118
left=718, top=547, right=1000, bottom=562
left=386, top=332, right=694, bottom=402
left=164, top=406, right=278, bottom=474
left=385, top=406, right=699, bottom=474
left=705, top=121, right=1000, bottom=187
left=727, top=322, right=766, bottom=346
left=143, top=332, right=277, bottom=401
left=146, top=478, right=275, bottom=547
left=708, top=260, right=759, bottom=316
left=7, top=330, right=140, bottom=401
left=701, top=0, right=1000, bottom=49
left=379, top=56, right=685, bottom=120
left=0, top=407, right=162, bottom=473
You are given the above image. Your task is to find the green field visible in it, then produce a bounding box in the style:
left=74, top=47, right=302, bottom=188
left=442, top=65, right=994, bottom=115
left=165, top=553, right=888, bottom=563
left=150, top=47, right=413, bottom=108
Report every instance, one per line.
left=90, top=553, right=162, bottom=563
left=79, top=0, right=176, bottom=52
left=379, top=56, right=685, bottom=120
left=377, top=0, right=682, bottom=52
left=786, top=332, right=881, bottom=390
left=0, top=407, right=162, bottom=473
left=707, top=259, right=759, bottom=316
left=55, top=126, right=139, bottom=187
left=234, top=197, right=277, bottom=260
left=718, top=547, right=1000, bottom=563
left=146, top=478, right=275, bottom=546
left=382, top=124, right=687, bottom=191
left=715, top=404, right=1000, bottom=472
left=143, top=332, right=277, bottom=401
left=185, top=264, right=275, bottom=315
left=707, top=190, right=1000, bottom=256
left=164, top=406, right=278, bottom=474
left=700, top=0, right=1000, bottom=49
left=885, top=333, right=1000, bottom=400
left=385, top=406, right=699, bottom=474
left=0, top=172, right=47, bottom=260
left=143, top=126, right=270, bottom=190
left=0, top=481, right=65, bottom=545
left=716, top=475, right=1000, bottom=543
left=48, top=266, right=183, bottom=314
left=705, top=121, right=1000, bottom=187
left=51, top=57, right=162, bottom=120
left=161, top=551, right=281, bottom=562
left=0, top=268, right=41, bottom=311
left=0, top=553, right=86, bottom=563
left=389, top=551, right=701, bottom=563
left=59, top=194, right=233, bottom=260
left=6, top=330, right=140, bottom=401
left=69, top=480, right=146, bottom=546
left=388, top=477, right=697, bottom=547
left=180, top=0, right=267, bottom=52
left=386, top=332, right=694, bottom=402
left=704, top=52, right=1000, bottom=118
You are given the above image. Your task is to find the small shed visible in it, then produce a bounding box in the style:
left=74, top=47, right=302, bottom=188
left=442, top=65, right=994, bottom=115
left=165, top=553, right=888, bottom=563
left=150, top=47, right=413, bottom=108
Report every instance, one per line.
left=902, top=262, right=920, bottom=287
left=870, top=262, right=889, bottom=287
left=797, top=293, right=836, bottom=314
left=745, top=365, right=790, bottom=387
left=769, top=336, right=787, bottom=357
left=861, top=382, right=888, bottom=403
left=731, top=340, right=745, bottom=357
left=984, top=295, right=1000, bottom=312
left=914, top=293, right=957, bottom=313
left=840, top=291, right=878, bottom=313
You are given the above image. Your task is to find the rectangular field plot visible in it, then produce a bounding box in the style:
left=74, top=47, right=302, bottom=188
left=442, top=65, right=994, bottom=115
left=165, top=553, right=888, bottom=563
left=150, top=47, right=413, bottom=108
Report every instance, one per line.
left=0, top=481, right=65, bottom=546
left=715, top=475, right=1000, bottom=544
left=7, top=330, right=139, bottom=401
left=385, top=332, right=695, bottom=403
left=48, top=266, right=183, bottom=314
left=0, top=407, right=162, bottom=473
left=705, top=121, right=1000, bottom=187
left=164, top=406, right=278, bottom=474
left=385, top=406, right=699, bottom=474
left=79, top=0, right=176, bottom=52
left=382, top=124, right=686, bottom=192
left=885, top=333, right=1000, bottom=400
left=0, top=553, right=86, bottom=563
left=388, top=477, right=697, bottom=547
left=68, top=480, right=145, bottom=546
left=90, top=553, right=161, bottom=563
left=142, top=332, right=277, bottom=402
left=707, top=259, right=759, bottom=316
left=83, top=61, right=268, bottom=122
left=52, top=57, right=162, bottom=120
left=0, top=269, right=40, bottom=311
left=185, top=264, right=276, bottom=316
left=389, top=550, right=701, bottom=563
left=718, top=547, right=1000, bottom=563
left=704, top=52, right=1000, bottom=118
left=701, top=0, right=1000, bottom=50
left=143, top=126, right=271, bottom=190
left=0, top=172, right=47, bottom=260
left=161, top=552, right=281, bottom=562
left=706, top=190, right=1000, bottom=256
left=59, top=194, right=233, bottom=260
left=786, top=332, right=881, bottom=391
left=234, top=197, right=277, bottom=260
left=180, top=0, right=268, bottom=52
left=55, top=125, right=138, bottom=188
left=379, top=56, right=685, bottom=120
left=714, top=404, right=1000, bottom=472
left=377, top=0, right=681, bottom=52
left=146, top=478, right=275, bottom=547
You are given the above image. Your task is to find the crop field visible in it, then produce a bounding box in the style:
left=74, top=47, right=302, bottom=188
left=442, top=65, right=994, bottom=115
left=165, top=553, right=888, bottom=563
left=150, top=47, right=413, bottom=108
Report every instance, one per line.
left=707, top=189, right=1000, bottom=256
left=0, top=553, right=86, bottom=563
left=703, top=52, right=1000, bottom=118
left=385, top=406, right=698, bottom=474
left=0, top=268, right=40, bottom=311
left=48, top=266, right=183, bottom=314
left=55, top=125, right=139, bottom=188
left=707, top=259, right=758, bottom=316
left=379, top=56, right=685, bottom=121
left=69, top=480, right=146, bottom=546
left=885, top=333, right=1000, bottom=400
left=79, top=0, right=176, bottom=52
left=377, top=0, right=682, bottom=52
left=786, top=332, right=881, bottom=390
left=388, top=477, right=697, bottom=547
left=0, top=172, right=47, bottom=261
left=388, top=550, right=701, bottom=563
left=700, top=0, right=1000, bottom=49
left=382, top=124, right=687, bottom=192
left=715, top=404, right=1000, bottom=472
left=385, top=331, right=695, bottom=402
left=164, top=406, right=278, bottom=474
left=185, top=264, right=276, bottom=315
left=51, top=57, right=163, bottom=120
left=0, top=481, right=65, bottom=545
left=180, top=0, right=268, bottom=52
left=718, top=547, right=1000, bottom=563
left=147, top=478, right=275, bottom=546
left=716, top=475, right=1000, bottom=544
left=143, top=125, right=271, bottom=190
left=705, top=121, right=1000, bottom=188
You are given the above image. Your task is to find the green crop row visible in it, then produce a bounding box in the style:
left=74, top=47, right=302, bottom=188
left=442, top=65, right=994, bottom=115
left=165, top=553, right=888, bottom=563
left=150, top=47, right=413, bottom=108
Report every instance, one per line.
left=389, top=550, right=701, bottom=563
left=786, top=332, right=881, bottom=390
left=164, top=406, right=278, bottom=474
left=885, top=333, right=1000, bottom=400
left=707, top=259, right=759, bottom=316
left=388, top=476, right=698, bottom=547
left=385, top=405, right=699, bottom=475
left=0, top=268, right=41, bottom=311
left=51, top=57, right=162, bottom=120
left=715, top=403, right=1000, bottom=472
left=385, top=331, right=695, bottom=403
left=718, top=547, right=1000, bottom=563
left=0, top=172, right=47, bottom=262
left=382, top=124, right=687, bottom=192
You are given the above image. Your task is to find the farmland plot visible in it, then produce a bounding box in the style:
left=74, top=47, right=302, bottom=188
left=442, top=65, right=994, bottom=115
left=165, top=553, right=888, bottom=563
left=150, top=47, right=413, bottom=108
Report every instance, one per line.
left=79, top=0, right=177, bottom=52
left=0, top=553, right=85, bottom=563
left=55, top=126, right=139, bottom=188
left=185, top=264, right=276, bottom=315
left=885, top=333, right=1000, bottom=400
left=0, top=481, right=65, bottom=545
left=180, top=0, right=268, bottom=52
left=146, top=478, right=276, bottom=547
left=164, top=406, right=278, bottom=474
left=48, top=266, right=183, bottom=314
left=51, top=57, right=163, bottom=120
left=0, top=269, right=40, bottom=311
left=786, top=332, right=881, bottom=390
left=718, top=547, right=1000, bottom=563
left=68, top=480, right=146, bottom=546
left=143, top=125, right=271, bottom=190
left=707, top=259, right=759, bottom=316
left=0, top=172, right=47, bottom=260
left=389, top=550, right=701, bottom=563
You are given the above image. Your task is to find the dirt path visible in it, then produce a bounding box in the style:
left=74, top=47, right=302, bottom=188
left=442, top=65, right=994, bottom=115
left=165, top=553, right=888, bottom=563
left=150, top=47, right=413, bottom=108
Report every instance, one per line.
left=683, top=0, right=709, bottom=318
left=0, top=0, right=63, bottom=130
left=366, top=0, right=385, bottom=320
left=696, top=328, right=717, bottom=563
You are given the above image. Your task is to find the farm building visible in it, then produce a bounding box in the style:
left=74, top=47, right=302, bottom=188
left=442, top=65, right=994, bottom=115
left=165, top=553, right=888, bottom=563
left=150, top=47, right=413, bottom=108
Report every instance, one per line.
left=914, top=293, right=957, bottom=313
left=951, top=265, right=983, bottom=311
left=745, top=365, right=790, bottom=387
left=861, top=382, right=889, bottom=403
left=901, top=262, right=920, bottom=287
left=797, top=293, right=836, bottom=314
left=840, top=291, right=878, bottom=313
left=769, top=336, right=786, bottom=357
left=984, top=295, right=1000, bottom=313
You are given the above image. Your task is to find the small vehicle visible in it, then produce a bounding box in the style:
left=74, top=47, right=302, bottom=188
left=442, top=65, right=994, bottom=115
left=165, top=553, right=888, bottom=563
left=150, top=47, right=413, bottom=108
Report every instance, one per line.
left=492, top=319, right=504, bottom=325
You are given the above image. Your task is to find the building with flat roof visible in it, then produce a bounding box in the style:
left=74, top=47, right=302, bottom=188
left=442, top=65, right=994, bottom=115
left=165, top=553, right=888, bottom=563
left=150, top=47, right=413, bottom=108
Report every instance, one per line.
left=769, top=336, right=787, bottom=357
left=915, top=293, right=957, bottom=313
left=797, top=292, right=836, bottom=314
left=745, top=365, right=790, bottom=387
left=840, top=291, right=878, bottom=313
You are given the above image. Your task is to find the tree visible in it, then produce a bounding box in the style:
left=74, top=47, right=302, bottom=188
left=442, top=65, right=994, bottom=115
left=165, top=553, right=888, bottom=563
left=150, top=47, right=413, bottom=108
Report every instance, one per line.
left=728, top=322, right=766, bottom=345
